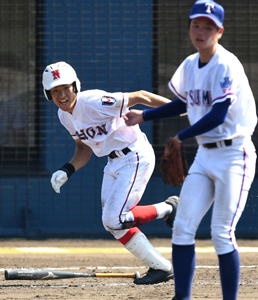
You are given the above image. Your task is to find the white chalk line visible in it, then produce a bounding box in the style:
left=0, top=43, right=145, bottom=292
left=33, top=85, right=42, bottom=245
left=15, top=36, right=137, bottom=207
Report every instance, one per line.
left=3, top=246, right=258, bottom=254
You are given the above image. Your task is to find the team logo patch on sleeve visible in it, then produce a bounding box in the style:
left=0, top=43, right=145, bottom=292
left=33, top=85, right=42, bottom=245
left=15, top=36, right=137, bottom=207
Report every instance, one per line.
left=101, top=96, right=116, bottom=106
left=220, top=77, right=233, bottom=94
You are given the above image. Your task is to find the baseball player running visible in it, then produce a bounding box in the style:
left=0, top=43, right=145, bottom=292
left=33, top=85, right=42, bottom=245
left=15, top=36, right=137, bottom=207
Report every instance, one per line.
left=124, top=0, right=257, bottom=299
left=42, top=61, right=178, bottom=284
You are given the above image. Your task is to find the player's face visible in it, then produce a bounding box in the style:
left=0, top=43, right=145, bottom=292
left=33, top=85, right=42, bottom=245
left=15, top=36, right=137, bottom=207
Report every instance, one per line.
left=189, top=17, right=224, bottom=59
left=50, top=84, right=77, bottom=113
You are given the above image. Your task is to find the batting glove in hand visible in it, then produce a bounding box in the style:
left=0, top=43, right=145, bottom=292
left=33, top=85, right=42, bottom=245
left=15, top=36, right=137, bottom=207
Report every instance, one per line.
left=51, top=170, right=68, bottom=193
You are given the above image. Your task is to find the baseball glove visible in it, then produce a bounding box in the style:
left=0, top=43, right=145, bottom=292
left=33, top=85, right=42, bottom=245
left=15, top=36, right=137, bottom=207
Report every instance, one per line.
left=160, top=138, right=188, bottom=186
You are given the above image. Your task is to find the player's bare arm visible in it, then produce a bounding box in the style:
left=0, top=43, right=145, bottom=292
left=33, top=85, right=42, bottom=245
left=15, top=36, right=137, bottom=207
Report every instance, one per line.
left=69, top=139, right=93, bottom=171
left=50, top=140, right=92, bottom=194
left=127, top=90, right=171, bottom=108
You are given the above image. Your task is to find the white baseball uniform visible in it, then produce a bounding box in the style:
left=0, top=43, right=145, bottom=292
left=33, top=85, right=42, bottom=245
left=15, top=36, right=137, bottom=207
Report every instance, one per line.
left=169, top=44, right=257, bottom=254
left=57, top=89, right=155, bottom=239
left=44, top=62, right=174, bottom=278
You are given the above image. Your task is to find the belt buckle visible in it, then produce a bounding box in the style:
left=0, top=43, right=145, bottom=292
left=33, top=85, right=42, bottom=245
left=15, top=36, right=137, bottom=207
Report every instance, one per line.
left=219, top=139, right=232, bottom=147
left=203, top=139, right=232, bottom=149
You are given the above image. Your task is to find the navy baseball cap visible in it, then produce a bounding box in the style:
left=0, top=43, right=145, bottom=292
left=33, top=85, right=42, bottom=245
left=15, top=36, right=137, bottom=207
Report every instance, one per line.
left=189, top=0, right=224, bottom=28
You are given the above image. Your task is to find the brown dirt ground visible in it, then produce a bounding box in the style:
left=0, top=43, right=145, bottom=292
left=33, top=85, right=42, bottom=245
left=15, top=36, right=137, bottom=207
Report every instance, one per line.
left=0, top=238, right=257, bottom=299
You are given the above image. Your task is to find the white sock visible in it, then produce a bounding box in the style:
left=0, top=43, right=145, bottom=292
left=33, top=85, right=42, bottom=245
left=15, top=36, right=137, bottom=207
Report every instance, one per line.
left=153, top=202, right=173, bottom=219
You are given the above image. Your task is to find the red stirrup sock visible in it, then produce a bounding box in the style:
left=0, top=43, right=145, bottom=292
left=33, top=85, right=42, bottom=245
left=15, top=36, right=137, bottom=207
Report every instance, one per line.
left=131, top=205, right=158, bottom=227
left=118, top=227, right=140, bottom=245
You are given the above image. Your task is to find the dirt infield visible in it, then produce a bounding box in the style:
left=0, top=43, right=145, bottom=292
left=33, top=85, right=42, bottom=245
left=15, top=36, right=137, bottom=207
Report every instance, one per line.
left=0, top=238, right=257, bottom=300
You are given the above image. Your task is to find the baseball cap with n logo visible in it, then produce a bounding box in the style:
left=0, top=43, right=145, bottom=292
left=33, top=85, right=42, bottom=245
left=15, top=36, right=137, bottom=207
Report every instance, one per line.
left=189, top=0, right=224, bottom=28
left=52, top=69, right=60, bottom=80
left=42, top=61, right=81, bottom=101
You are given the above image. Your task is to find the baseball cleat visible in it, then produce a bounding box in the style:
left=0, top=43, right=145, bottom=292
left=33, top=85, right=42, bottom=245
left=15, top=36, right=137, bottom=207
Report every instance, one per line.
left=164, top=196, right=179, bottom=228
left=133, top=267, right=174, bottom=285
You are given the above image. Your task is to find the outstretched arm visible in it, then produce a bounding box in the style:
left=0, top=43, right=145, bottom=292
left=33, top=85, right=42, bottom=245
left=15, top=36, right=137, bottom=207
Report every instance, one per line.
left=124, top=98, right=186, bottom=126
left=127, top=90, right=171, bottom=108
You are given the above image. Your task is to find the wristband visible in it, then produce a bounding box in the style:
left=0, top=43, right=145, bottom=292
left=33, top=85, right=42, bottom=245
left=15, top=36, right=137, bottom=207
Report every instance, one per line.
left=59, top=163, right=75, bottom=178
left=142, top=109, right=147, bottom=121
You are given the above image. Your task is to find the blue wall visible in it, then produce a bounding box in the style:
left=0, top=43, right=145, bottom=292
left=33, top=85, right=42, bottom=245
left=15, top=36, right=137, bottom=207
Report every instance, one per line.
left=0, top=0, right=258, bottom=239
left=0, top=0, right=155, bottom=238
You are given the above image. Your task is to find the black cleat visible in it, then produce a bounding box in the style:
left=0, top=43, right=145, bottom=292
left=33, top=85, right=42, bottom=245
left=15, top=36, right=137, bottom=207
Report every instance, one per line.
left=133, top=267, right=174, bottom=285
left=164, top=196, right=179, bottom=228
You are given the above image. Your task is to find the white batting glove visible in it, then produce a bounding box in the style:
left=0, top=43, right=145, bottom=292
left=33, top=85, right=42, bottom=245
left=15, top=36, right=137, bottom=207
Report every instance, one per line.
left=51, top=170, right=68, bottom=193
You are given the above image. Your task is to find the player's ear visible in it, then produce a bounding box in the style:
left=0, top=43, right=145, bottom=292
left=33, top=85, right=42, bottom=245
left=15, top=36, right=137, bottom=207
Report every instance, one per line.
left=72, top=82, right=77, bottom=93
left=218, top=26, right=224, bottom=40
